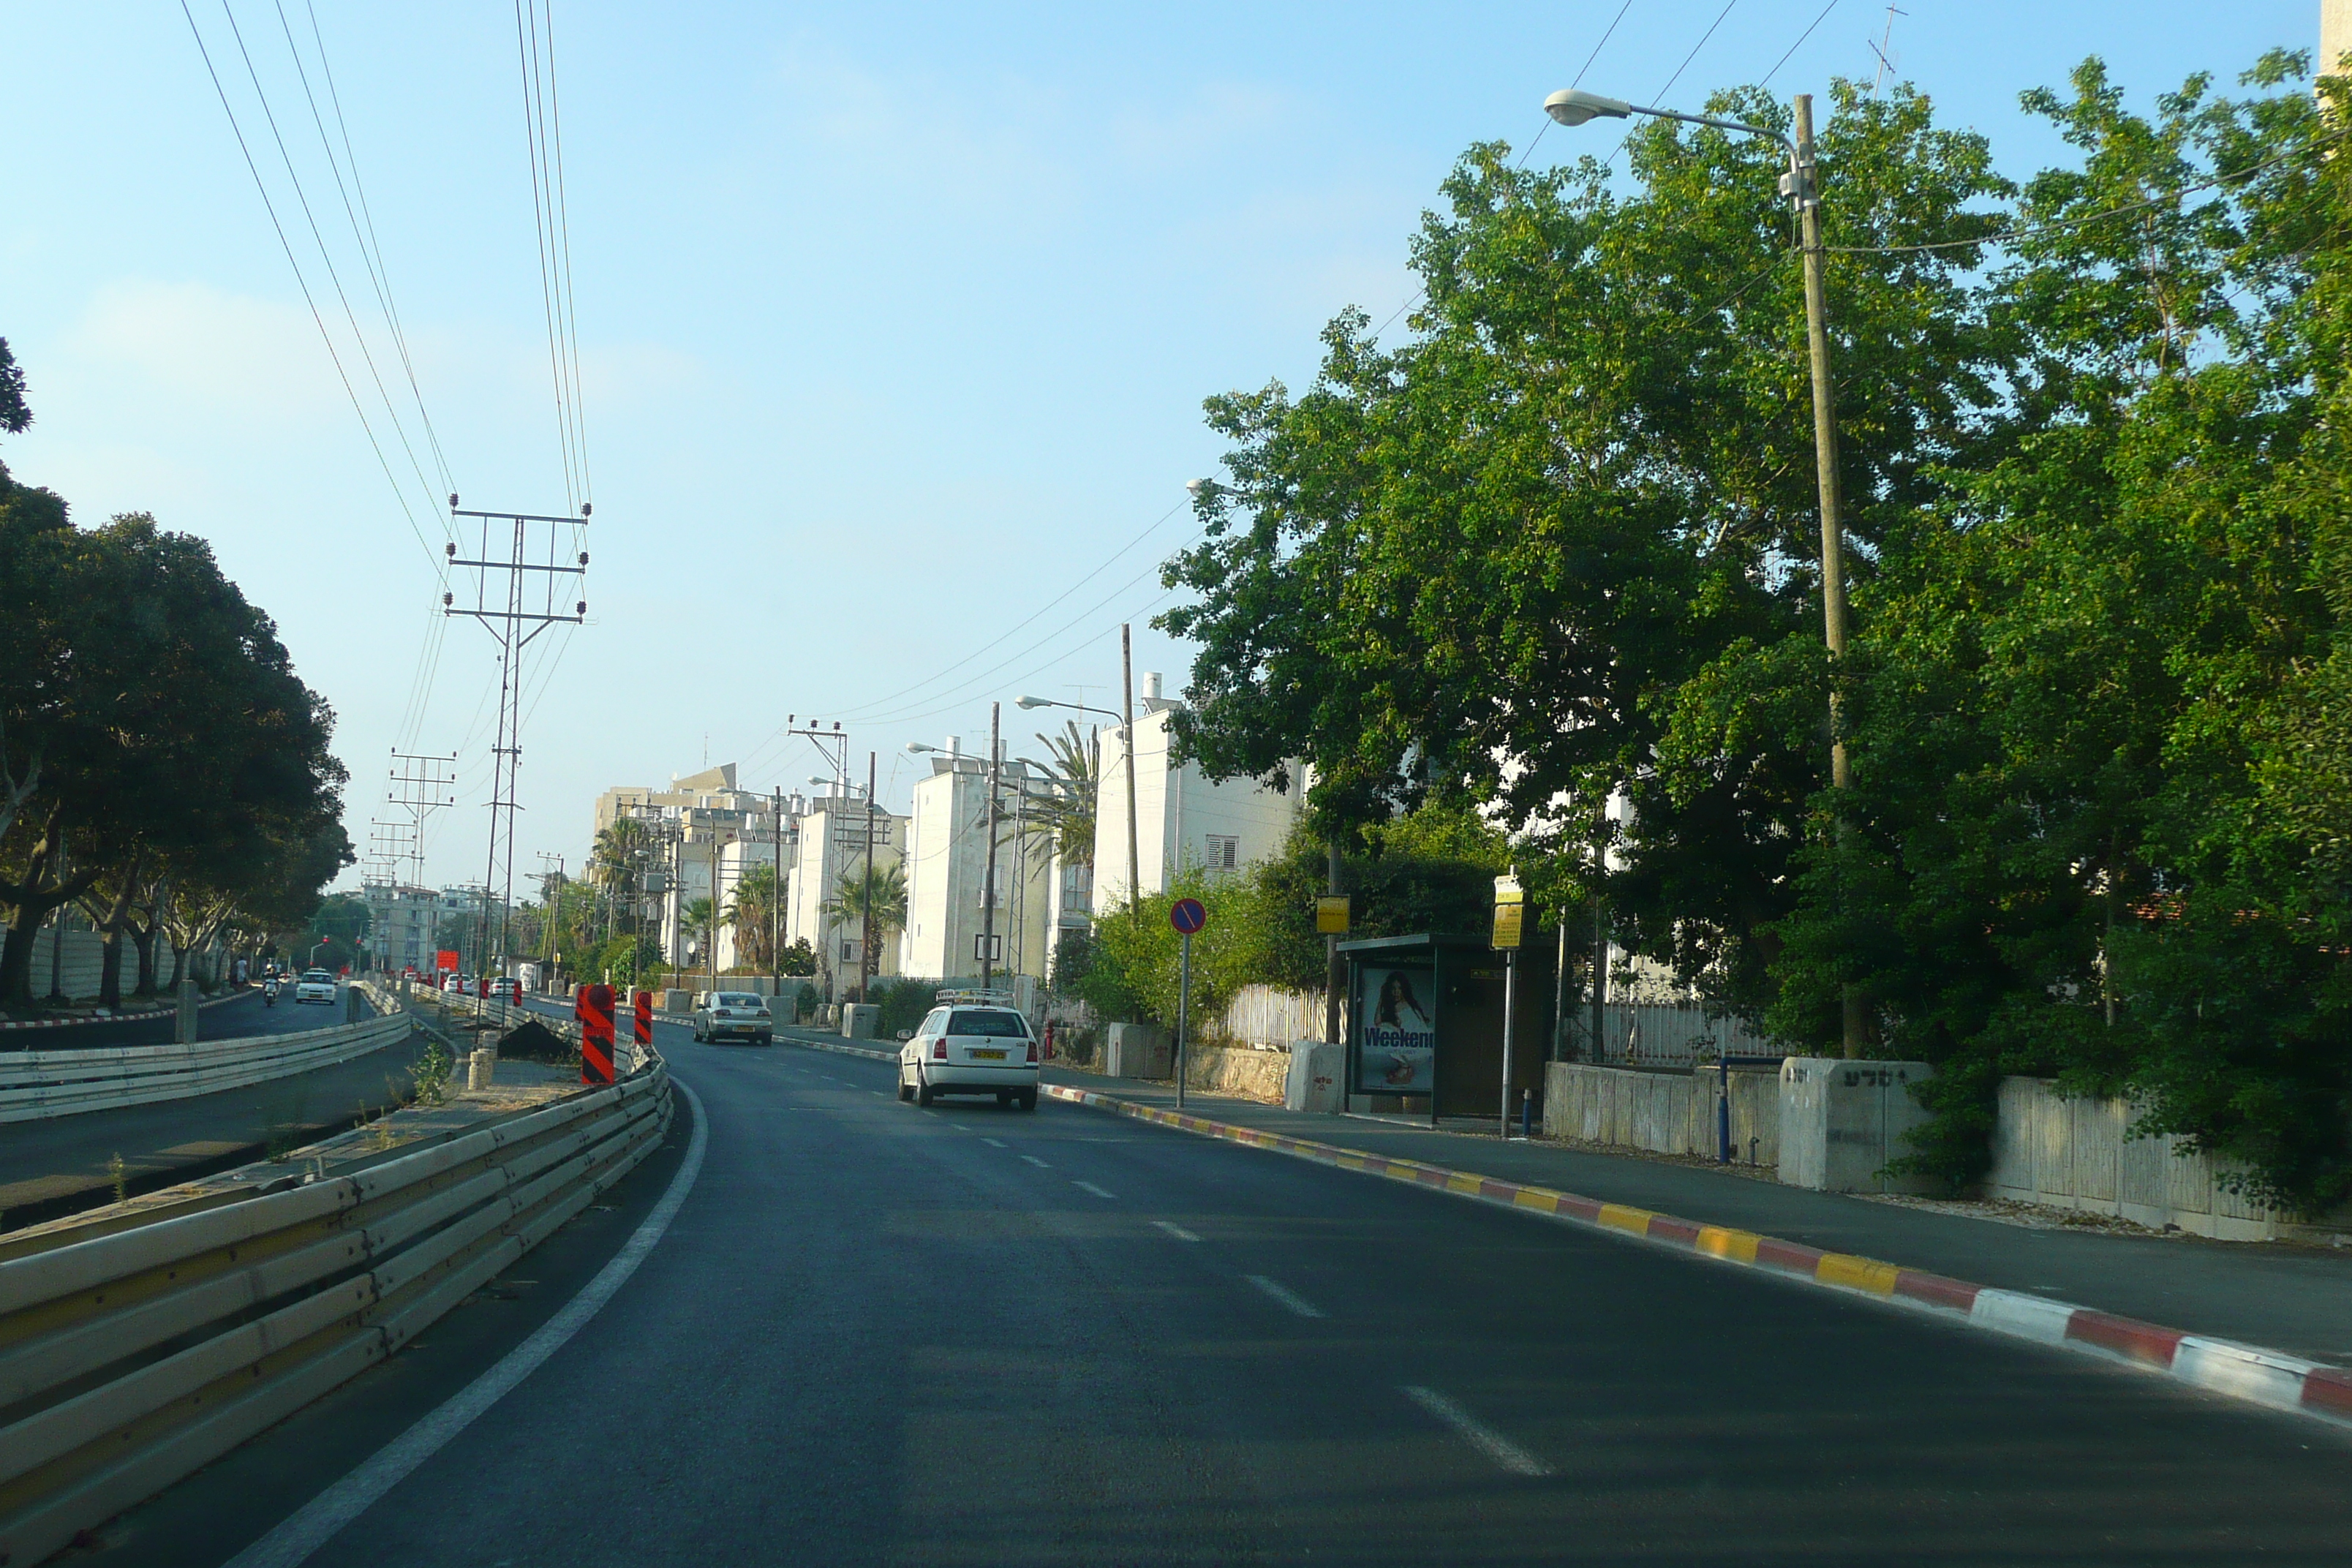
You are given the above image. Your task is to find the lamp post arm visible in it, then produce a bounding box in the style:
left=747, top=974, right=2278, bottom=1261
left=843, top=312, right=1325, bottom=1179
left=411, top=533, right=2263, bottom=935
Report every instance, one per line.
left=1621, top=103, right=1798, bottom=165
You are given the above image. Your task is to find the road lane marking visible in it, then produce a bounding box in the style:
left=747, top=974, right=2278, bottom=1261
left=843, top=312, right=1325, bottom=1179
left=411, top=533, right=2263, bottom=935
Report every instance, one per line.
left=981, top=1138, right=1006, bottom=1148
left=867, top=1089, right=886, bottom=1096
left=1401, top=1385, right=1548, bottom=1477
left=226, top=1079, right=711, bottom=1568
left=1243, top=1274, right=1324, bottom=1319
left=1073, top=1180, right=1117, bottom=1199
left=1020, top=1155, right=1051, bottom=1168
left=1152, top=1221, right=1201, bottom=1242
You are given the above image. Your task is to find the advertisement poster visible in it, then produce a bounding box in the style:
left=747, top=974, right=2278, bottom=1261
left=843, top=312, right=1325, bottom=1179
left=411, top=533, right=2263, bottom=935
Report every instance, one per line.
left=1356, top=965, right=1436, bottom=1093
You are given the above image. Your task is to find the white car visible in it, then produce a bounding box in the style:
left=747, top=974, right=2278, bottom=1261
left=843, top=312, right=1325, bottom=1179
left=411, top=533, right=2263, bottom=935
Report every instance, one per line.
left=692, top=991, right=774, bottom=1045
left=897, top=1002, right=1039, bottom=1109
left=293, top=970, right=338, bottom=1006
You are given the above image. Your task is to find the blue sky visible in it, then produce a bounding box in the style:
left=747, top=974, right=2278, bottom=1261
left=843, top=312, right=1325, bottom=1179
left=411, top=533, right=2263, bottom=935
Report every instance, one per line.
left=0, top=1, right=2322, bottom=894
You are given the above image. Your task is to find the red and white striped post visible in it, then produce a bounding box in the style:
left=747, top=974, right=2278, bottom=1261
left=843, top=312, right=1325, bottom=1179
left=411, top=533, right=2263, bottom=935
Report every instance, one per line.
left=579, top=983, right=617, bottom=1086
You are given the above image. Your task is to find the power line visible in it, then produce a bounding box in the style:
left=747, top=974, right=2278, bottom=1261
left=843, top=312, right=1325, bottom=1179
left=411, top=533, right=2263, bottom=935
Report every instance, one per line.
left=176, top=1, right=444, bottom=572
left=1762, top=0, right=1842, bottom=88
left=295, top=0, right=456, bottom=494
left=215, top=1, right=448, bottom=526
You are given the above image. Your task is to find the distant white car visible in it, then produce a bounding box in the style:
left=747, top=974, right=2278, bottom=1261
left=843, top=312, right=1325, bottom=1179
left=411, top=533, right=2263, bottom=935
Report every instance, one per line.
left=898, top=1002, right=1039, bottom=1109
left=294, top=970, right=337, bottom=1006
left=487, top=976, right=521, bottom=1003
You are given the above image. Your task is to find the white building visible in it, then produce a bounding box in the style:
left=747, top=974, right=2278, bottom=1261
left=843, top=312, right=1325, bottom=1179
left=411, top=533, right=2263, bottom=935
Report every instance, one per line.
left=1090, top=674, right=1307, bottom=911
left=362, top=883, right=442, bottom=973
left=785, top=792, right=905, bottom=998
left=899, top=745, right=1056, bottom=984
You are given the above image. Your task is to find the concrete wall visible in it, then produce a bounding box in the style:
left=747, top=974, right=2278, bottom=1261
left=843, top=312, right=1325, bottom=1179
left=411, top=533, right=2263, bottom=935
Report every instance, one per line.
left=1778, top=1058, right=1938, bottom=1194
left=1541, top=1062, right=1779, bottom=1168
left=1180, top=1042, right=1290, bottom=1105
left=1986, top=1077, right=2334, bottom=1241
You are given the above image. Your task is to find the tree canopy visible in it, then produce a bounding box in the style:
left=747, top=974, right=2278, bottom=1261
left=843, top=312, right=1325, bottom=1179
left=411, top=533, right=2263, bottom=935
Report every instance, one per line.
left=1164, top=56, right=2352, bottom=1207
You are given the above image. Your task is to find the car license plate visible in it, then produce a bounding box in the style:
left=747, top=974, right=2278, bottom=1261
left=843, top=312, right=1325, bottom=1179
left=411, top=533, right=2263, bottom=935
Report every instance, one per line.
left=969, top=1047, right=1007, bottom=1060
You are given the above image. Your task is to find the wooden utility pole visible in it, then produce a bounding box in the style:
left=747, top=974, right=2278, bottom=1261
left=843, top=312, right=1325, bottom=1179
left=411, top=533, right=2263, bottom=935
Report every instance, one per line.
left=1793, top=94, right=1865, bottom=1060
left=1120, top=625, right=1142, bottom=931
left=981, top=704, right=1001, bottom=990
left=861, top=751, right=877, bottom=1000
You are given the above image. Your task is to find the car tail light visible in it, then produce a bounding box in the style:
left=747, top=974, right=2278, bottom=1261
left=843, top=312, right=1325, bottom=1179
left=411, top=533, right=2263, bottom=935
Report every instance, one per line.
left=1025, top=1039, right=1039, bottom=1063
left=931, top=1038, right=947, bottom=1060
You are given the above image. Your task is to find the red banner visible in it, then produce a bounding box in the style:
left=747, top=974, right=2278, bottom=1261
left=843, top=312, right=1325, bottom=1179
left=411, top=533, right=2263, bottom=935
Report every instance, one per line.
left=436, top=950, right=460, bottom=973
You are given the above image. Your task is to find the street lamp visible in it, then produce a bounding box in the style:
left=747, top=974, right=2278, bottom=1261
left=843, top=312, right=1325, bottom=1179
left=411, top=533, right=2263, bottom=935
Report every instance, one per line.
left=1545, top=82, right=1860, bottom=1055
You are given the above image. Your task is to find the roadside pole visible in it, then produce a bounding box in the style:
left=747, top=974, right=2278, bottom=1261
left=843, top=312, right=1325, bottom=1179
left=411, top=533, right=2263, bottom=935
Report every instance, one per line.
left=1170, top=897, right=1208, bottom=1109
left=1493, top=875, right=1524, bottom=1138
left=1120, top=625, right=1141, bottom=939
left=1177, top=930, right=1191, bottom=1107
left=862, top=750, right=877, bottom=1003
left=981, top=703, right=1001, bottom=992
left=1322, top=840, right=1345, bottom=1045
left=771, top=785, right=783, bottom=1009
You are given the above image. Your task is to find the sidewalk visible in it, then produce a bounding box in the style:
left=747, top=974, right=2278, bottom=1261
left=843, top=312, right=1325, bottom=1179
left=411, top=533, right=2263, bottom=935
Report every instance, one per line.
left=1038, top=1066, right=2352, bottom=1371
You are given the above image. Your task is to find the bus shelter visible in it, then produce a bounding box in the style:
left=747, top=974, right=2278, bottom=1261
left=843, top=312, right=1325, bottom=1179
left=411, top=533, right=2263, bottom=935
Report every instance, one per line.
left=1341, top=932, right=1555, bottom=1125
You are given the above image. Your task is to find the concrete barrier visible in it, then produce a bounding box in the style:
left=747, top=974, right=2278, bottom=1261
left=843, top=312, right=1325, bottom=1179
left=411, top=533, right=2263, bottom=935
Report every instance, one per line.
left=840, top=1003, right=879, bottom=1041
left=1284, top=1041, right=1343, bottom=1113
left=1778, top=1057, right=1937, bottom=1193
left=1105, top=1023, right=1169, bottom=1079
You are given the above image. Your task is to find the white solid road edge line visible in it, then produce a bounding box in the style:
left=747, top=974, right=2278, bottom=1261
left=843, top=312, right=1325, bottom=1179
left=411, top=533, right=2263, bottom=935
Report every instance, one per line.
left=1401, top=1385, right=1549, bottom=1477
left=222, top=1078, right=712, bottom=1568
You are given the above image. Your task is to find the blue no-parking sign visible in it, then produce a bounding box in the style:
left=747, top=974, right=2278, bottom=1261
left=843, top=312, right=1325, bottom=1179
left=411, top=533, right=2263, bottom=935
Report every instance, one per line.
left=1169, top=897, right=1208, bottom=935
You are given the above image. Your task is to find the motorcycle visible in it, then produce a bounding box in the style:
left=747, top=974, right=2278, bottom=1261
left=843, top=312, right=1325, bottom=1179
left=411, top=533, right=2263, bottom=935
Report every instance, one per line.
left=263, top=979, right=279, bottom=1008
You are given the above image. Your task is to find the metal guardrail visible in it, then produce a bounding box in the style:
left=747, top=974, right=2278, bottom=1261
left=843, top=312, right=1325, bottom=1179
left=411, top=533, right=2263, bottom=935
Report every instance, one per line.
left=0, top=1014, right=414, bottom=1125
left=0, top=1055, right=674, bottom=1567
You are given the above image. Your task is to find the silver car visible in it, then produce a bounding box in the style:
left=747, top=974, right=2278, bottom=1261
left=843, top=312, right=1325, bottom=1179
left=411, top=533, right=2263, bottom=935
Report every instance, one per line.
left=692, top=990, right=773, bottom=1045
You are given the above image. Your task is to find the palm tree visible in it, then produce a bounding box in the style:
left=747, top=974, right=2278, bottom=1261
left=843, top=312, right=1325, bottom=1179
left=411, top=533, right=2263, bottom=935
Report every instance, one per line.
left=1025, top=720, right=1096, bottom=865
left=723, top=863, right=782, bottom=970
left=591, top=816, right=657, bottom=934
left=682, top=896, right=716, bottom=979
left=822, top=861, right=908, bottom=945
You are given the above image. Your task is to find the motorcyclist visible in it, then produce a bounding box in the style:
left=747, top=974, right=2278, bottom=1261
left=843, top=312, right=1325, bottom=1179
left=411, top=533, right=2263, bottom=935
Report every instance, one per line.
left=263, top=975, right=279, bottom=1007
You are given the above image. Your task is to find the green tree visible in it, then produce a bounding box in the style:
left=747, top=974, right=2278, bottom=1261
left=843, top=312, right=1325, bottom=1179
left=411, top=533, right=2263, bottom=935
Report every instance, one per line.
left=1023, top=720, right=1096, bottom=865
left=821, top=862, right=908, bottom=948
left=723, top=862, right=783, bottom=970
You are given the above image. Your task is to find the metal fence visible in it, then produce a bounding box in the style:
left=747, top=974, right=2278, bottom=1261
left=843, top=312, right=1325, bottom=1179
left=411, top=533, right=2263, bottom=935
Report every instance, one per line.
left=0, top=1057, right=672, bottom=1566
left=1577, top=1003, right=1776, bottom=1066
left=0, top=1013, right=412, bottom=1125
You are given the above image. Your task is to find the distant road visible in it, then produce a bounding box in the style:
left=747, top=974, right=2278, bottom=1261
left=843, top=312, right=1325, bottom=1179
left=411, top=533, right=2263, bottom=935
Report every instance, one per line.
left=1, top=987, right=349, bottom=1052
left=0, top=989, right=422, bottom=1229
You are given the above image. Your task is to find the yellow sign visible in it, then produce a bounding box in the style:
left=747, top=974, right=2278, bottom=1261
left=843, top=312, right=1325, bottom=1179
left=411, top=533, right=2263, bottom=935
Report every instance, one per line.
left=1491, top=875, right=1524, bottom=951
left=1316, top=896, right=1351, bottom=935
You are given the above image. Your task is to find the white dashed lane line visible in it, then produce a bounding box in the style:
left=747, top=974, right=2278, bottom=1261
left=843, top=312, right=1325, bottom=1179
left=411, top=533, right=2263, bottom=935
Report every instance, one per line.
left=981, top=1138, right=1006, bottom=1148
left=1020, top=1155, right=1051, bottom=1169
left=1072, top=1180, right=1117, bottom=1199
left=1151, top=1221, right=1202, bottom=1242
left=1401, top=1386, right=1548, bottom=1477
left=1243, top=1275, right=1324, bottom=1319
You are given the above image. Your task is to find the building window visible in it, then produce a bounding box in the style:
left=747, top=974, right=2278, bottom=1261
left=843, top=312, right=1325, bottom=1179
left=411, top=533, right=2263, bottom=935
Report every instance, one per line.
left=1205, top=834, right=1240, bottom=872
left=840, top=939, right=862, bottom=962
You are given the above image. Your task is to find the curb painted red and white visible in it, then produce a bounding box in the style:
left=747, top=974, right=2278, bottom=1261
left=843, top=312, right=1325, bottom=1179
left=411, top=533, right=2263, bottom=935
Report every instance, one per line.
left=1041, top=1082, right=2352, bottom=1431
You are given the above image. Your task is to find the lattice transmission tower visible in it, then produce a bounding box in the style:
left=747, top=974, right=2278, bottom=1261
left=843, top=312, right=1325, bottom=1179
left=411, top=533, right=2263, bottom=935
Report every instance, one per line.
left=444, top=495, right=589, bottom=979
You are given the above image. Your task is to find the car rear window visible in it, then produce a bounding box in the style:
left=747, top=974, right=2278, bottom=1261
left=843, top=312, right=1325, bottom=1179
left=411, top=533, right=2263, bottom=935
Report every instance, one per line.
left=717, top=993, right=764, bottom=1007
left=946, top=1009, right=1028, bottom=1037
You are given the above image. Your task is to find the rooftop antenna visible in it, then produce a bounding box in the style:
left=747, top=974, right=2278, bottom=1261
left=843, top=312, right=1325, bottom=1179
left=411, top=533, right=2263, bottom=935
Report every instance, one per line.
left=1870, top=5, right=1907, bottom=93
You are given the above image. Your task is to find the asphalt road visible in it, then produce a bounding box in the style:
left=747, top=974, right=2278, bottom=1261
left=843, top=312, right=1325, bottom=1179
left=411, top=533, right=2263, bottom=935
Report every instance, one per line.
left=82, top=1015, right=2352, bottom=1567
left=0, top=989, right=418, bottom=1228
left=2, top=986, right=350, bottom=1052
